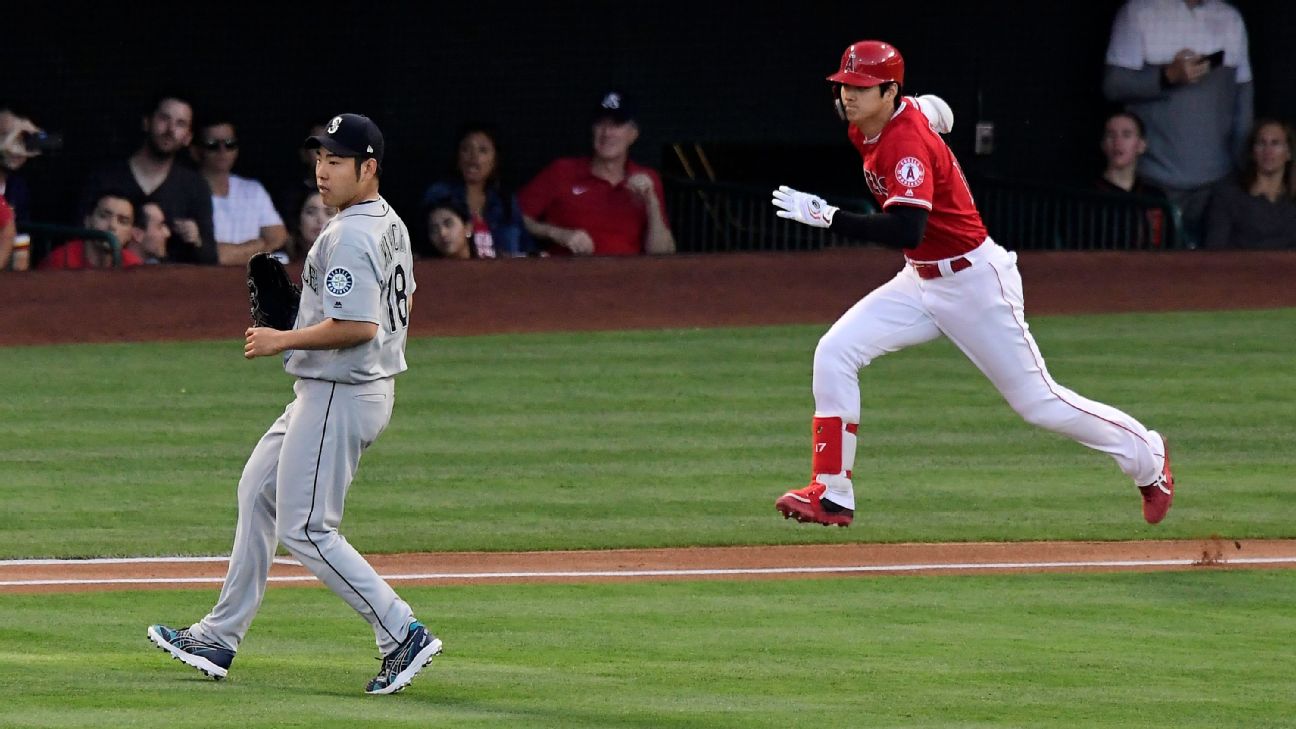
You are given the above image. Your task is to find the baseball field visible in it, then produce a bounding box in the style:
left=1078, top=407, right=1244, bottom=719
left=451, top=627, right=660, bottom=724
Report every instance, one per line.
left=2, top=251, right=1294, bottom=727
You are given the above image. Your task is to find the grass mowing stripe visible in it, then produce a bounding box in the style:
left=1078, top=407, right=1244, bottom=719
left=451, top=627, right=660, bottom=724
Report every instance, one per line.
left=0, top=571, right=1293, bottom=728
left=1, top=309, right=1293, bottom=557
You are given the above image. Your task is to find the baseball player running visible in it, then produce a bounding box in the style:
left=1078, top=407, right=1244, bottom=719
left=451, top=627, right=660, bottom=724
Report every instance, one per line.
left=148, top=114, right=439, bottom=695
left=773, top=41, right=1175, bottom=528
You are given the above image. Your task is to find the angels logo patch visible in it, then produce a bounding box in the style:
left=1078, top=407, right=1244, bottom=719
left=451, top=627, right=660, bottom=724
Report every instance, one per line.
left=325, top=267, right=354, bottom=296
left=894, top=157, right=926, bottom=188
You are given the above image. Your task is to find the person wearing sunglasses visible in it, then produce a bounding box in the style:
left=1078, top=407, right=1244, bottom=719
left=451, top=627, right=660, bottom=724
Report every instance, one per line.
left=78, top=93, right=216, bottom=264
left=194, top=117, right=288, bottom=266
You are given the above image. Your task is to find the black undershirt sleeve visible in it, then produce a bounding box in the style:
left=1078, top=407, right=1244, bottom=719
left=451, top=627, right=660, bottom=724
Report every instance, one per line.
left=828, top=204, right=929, bottom=249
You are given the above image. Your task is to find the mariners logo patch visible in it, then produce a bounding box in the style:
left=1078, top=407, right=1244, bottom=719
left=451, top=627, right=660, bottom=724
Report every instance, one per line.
left=325, top=267, right=354, bottom=296
left=895, top=157, right=925, bottom=188
left=327, top=116, right=342, bottom=134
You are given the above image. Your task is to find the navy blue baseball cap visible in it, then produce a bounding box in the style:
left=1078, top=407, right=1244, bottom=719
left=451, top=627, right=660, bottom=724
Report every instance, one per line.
left=305, top=113, right=384, bottom=165
left=592, top=90, right=635, bottom=124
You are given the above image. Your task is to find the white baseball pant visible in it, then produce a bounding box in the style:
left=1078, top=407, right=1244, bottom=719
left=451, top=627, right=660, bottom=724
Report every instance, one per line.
left=812, top=239, right=1165, bottom=509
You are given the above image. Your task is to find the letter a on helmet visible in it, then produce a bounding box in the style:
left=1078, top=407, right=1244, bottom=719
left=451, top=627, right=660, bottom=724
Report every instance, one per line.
left=827, top=40, right=905, bottom=87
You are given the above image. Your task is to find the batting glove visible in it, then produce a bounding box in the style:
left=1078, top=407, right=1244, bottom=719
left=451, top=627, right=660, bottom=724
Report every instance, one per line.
left=771, top=185, right=837, bottom=228
left=915, top=94, right=954, bottom=134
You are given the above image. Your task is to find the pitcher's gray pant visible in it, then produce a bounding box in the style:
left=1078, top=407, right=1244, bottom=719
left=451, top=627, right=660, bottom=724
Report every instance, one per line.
left=190, top=377, right=413, bottom=655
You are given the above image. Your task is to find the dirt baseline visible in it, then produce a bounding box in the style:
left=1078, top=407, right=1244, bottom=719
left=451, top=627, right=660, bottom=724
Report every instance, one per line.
left=3, top=539, right=1293, bottom=595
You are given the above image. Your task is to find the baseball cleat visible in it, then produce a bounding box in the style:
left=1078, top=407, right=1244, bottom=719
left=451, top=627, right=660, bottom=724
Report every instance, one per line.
left=775, top=481, right=853, bottom=527
left=147, top=624, right=235, bottom=680
left=365, top=621, right=443, bottom=695
left=1138, top=432, right=1175, bottom=524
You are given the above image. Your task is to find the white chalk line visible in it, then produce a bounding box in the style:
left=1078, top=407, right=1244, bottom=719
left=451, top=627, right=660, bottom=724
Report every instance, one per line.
left=0, top=556, right=299, bottom=566
left=2, top=556, right=1294, bottom=588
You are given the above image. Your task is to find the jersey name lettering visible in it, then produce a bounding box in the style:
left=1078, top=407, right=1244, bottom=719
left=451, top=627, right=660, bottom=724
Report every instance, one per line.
left=864, top=168, right=887, bottom=198
left=303, top=261, right=320, bottom=294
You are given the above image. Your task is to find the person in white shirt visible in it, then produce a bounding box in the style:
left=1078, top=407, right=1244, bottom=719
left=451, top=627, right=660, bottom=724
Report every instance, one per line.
left=194, top=118, right=288, bottom=265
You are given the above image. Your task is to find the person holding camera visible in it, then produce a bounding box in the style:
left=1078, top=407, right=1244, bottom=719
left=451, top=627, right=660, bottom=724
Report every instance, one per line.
left=0, top=108, right=55, bottom=225
left=1101, top=0, right=1253, bottom=248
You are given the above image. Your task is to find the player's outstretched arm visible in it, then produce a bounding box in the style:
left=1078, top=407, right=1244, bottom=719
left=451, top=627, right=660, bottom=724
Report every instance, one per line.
left=771, top=185, right=927, bottom=249
left=245, top=319, right=378, bottom=359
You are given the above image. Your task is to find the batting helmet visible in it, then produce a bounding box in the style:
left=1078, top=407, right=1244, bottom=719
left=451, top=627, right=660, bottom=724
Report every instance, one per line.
left=827, top=40, right=905, bottom=87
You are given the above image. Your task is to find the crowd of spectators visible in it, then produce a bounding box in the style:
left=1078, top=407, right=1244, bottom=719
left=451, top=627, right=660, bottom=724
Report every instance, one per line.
left=2, top=87, right=676, bottom=272
left=2, top=1, right=1293, bottom=272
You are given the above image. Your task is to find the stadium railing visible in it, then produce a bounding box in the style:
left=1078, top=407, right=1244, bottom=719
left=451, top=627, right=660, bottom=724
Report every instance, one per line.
left=17, top=222, right=123, bottom=267
left=664, top=175, right=878, bottom=253
left=972, top=176, right=1185, bottom=250
left=663, top=175, right=1185, bottom=253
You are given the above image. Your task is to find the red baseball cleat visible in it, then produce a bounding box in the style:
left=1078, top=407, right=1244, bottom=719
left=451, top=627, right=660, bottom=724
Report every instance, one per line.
left=775, top=481, right=853, bottom=527
left=1139, top=433, right=1175, bottom=524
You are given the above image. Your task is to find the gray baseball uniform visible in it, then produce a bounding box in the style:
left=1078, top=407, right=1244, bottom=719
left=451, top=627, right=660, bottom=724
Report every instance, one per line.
left=190, top=196, right=418, bottom=656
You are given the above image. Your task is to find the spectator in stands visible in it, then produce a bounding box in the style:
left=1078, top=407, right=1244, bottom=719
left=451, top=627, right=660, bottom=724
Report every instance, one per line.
left=0, top=194, right=15, bottom=270
left=40, top=191, right=144, bottom=270
left=80, top=94, right=217, bottom=264
left=0, top=107, right=46, bottom=224
left=132, top=200, right=171, bottom=264
left=1102, top=0, right=1253, bottom=249
left=193, top=117, right=288, bottom=266
left=1095, top=110, right=1169, bottom=247
left=1096, top=111, right=1162, bottom=196
left=275, top=120, right=327, bottom=234
left=519, top=90, right=675, bottom=256
left=424, top=196, right=475, bottom=259
left=423, top=122, right=532, bottom=258
left=284, top=190, right=335, bottom=262
left=1204, top=119, right=1296, bottom=249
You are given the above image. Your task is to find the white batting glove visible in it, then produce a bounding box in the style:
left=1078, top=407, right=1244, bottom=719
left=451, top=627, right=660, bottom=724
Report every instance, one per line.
left=771, top=185, right=837, bottom=228
left=915, top=94, right=954, bottom=134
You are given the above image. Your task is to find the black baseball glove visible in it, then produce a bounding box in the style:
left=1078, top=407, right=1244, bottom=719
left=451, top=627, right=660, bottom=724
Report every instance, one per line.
left=246, top=252, right=301, bottom=330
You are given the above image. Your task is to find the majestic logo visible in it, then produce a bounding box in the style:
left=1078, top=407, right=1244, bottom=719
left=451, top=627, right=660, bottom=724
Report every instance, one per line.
left=894, top=157, right=925, bottom=188
left=325, top=267, right=354, bottom=296
left=327, top=116, right=342, bottom=134
left=572, top=185, right=588, bottom=196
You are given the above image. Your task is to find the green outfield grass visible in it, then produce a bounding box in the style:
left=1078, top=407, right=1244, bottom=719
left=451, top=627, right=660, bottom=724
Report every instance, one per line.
left=1, top=571, right=1294, bottom=728
left=1, top=308, right=1293, bottom=558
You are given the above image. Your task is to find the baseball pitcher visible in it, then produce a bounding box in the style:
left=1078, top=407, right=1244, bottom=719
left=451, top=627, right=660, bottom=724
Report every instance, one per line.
left=148, top=113, right=440, bottom=695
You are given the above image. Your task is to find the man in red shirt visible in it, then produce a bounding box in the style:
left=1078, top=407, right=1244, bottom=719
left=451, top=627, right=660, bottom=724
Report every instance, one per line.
left=519, top=91, right=675, bottom=256
left=0, top=194, right=15, bottom=269
left=39, top=191, right=144, bottom=269
left=772, top=40, right=1175, bottom=528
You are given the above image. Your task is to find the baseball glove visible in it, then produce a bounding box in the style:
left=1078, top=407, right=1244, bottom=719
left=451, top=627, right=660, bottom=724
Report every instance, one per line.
left=246, top=252, right=301, bottom=330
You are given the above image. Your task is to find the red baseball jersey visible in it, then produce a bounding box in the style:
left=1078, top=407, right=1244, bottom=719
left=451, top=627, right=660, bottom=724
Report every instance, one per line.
left=518, top=157, right=668, bottom=256
left=0, top=195, right=13, bottom=230
left=848, top=98, right=988, bottom=260
left=38, top=240, right=144, bottom=270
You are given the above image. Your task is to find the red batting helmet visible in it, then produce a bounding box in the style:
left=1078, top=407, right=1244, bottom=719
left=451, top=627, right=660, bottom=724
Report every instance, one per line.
left=827, top=40, right=905, bottom=87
